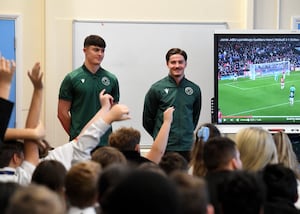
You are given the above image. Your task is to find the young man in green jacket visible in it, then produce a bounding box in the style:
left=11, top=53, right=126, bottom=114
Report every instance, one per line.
left=143, top=48, right=201, bottom=161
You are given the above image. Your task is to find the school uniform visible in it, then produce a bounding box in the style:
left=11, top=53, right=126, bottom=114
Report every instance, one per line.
left=0, top=117, right=111, bottom=185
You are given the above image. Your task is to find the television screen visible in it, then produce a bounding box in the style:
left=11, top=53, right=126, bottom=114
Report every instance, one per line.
left=214, top=31, right=300, bottom=132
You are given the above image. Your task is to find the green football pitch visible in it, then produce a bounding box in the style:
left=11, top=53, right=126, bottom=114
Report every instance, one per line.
left=218, top=71, right=300, bottom=121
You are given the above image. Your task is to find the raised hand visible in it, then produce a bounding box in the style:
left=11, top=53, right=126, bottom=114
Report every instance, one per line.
left=27, top=62, right=43, bottom=89
left=0, top=56, right=16, bottom=84
left=103, top=104, right=130, bottom=124
left=99, top=89, right=114, bottom=111
left=163, top=106, right=175, bottom=123
left=0, top=56, right=16, bottom=99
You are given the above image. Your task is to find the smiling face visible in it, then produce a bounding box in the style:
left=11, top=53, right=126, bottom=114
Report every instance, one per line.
left=167, top=53, right=187, bottom=80
left=84, top=45, right=105, bottom=66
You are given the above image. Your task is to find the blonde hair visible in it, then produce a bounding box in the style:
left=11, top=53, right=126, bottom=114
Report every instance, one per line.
left=65, top=160, right=101, bottom=208
left=235, top=127, right=278, bottom=171
left=273, top=131, right=300, bottom=179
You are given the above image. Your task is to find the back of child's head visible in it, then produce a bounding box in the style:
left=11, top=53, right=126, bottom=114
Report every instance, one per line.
left=262, top=163, right=298, bottom=203
left=101, top=170, right=180, bottom=214
left=219, top=170, right=266, bottom=214
left=0, top=140, right=24, bottom=167
left=159, top=152, right=188, bottom=175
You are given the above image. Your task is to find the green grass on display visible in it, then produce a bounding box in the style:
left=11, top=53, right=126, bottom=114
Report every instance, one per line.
left=218, top=71, right=300, bottom=123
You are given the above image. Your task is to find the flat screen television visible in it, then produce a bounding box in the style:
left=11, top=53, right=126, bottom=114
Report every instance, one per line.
left=213, top=30, right=300, bottom=133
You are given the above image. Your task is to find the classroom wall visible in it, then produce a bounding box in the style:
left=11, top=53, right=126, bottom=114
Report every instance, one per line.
left=254, top=0, right=300, bottom=29
left=1, top=0, right=300, bottom=147
left=44, top=0, right=248, bottom=147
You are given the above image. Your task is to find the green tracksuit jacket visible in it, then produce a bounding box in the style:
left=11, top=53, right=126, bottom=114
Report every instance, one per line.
left=143, top=75, right=201, bottom=151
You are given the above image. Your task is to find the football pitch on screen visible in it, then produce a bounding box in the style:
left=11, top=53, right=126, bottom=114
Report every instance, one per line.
left=219, top=71, right=300, bottom=117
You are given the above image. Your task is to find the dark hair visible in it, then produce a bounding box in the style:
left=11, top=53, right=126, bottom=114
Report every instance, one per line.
left=0, top=140, right=24, bottom=168
left=190, top=123, right=221, bottom=177
left=31, top=160, right=67, bottom=192
left=203, top=136, right=238, bottom=171
left=195, top=123, right=221, bottom=143
left=0, top=182, right=20, bottom=213
left=98, top=163, right=131, bottom=205
left=170, top=171, right=209, bottom=214
left=219, top=170, right=266, bottom=214
left=84, top=35, right=106, bottom=48
left=102, top=170, right=180, bottom=214
left=262, top=163, right=298, bottom=203
left=165, top=48, right=187, bottom=62
left=159, top=152, right=188, bottom=175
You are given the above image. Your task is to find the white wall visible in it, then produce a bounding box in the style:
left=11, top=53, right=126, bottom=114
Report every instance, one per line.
left=253, top=0, right=300, bottom=29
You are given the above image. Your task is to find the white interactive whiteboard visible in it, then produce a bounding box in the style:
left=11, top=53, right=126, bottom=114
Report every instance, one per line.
left=73, top=20, right=227, bottom=146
